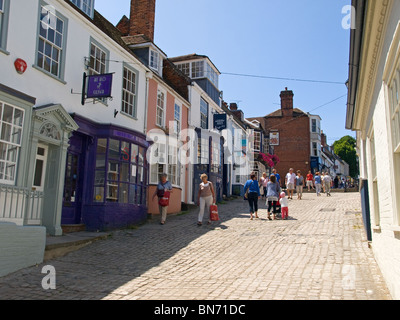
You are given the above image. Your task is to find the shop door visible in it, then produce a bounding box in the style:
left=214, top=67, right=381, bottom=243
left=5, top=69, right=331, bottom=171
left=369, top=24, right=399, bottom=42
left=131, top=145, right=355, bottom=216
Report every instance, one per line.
left=62, top=152, right=83, bottom=224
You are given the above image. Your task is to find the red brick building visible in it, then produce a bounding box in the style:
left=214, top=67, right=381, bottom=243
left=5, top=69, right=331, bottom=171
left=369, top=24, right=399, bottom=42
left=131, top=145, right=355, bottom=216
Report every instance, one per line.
left=247, top=88, right=311, bottom=186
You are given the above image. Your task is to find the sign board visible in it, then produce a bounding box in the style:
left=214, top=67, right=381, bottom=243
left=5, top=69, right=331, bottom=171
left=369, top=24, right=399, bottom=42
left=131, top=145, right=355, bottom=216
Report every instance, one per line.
left=86, top=73, right=113, bottom=99
left=213, top=114, right=227, bottom=131
left=270, top=132, right=279, bottom=146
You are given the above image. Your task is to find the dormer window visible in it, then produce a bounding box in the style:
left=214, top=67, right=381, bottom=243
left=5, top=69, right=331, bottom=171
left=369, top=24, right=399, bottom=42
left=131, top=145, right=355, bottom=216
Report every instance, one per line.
left=69, top=0, right=94, bottom=18
left=176, top=59, right=219, bottom=88
left=149, top=49, right=163, bottom=75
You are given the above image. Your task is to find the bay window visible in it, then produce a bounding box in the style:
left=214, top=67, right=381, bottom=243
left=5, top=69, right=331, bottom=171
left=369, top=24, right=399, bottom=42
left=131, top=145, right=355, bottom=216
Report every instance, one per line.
left=93, top=138, right=147, bottom=205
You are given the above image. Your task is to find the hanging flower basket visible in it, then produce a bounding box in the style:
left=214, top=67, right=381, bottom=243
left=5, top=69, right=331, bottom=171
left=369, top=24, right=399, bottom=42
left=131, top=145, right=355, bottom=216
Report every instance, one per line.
left=258, top=152, right=280, bottom=168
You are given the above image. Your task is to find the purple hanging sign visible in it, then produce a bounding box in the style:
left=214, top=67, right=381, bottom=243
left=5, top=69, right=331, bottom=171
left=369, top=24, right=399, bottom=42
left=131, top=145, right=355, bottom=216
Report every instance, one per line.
left=86, top=73, right=113, bottom=99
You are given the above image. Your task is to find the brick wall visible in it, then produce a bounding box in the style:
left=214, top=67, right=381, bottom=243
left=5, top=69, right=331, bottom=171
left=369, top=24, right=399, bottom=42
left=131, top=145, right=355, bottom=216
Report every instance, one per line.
left=264, top=115, right=310, bottom=185
left=248, top=88, right=311, bottom=186
left=129, top=0, right=156, bottom=41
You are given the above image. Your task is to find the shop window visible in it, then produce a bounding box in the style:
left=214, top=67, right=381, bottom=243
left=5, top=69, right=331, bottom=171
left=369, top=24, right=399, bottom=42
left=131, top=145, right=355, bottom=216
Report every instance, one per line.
left=93, top=138, right=147, bottom=205
left=63, top=152, right=79, bottom=203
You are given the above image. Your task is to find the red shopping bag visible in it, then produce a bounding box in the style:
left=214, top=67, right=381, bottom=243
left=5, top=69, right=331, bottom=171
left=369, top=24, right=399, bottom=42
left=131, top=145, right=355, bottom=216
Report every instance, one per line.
left=158, top=191, right=170, bottom=207
left=210, top=204, right=219, bottom=221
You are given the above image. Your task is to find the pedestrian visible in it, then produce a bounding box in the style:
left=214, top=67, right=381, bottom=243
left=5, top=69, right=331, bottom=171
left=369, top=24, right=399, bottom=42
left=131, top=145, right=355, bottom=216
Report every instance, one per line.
left=314, top=172, right=322, bottom=196
left=306, top=170, right=314, bottom=191
left=266, top=174, right=281, bottom=220
left=321, top=172, right=326, bottom=193
left=244, top=173, right=261, bottom=220
left=152, top=173, right=173, bottom=225
left=334, top=176, right=339, bottom=189
left=323, top=173, right=332, bottom=197
left=197, top=174, right=216, bottom=226
left=260, top=172, right=269, bottom=200
left=272, top=168, right=281, bottom=187
left=285, top=168, right=296, bottom=200
left=279, top=191, right=289, bottom=220
left=295, top=170, right=304, bottom=200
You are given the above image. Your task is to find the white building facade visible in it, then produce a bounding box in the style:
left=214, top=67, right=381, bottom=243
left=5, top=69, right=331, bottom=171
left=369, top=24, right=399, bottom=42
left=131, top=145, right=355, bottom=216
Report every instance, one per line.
left=0, top=0, right=153, bottom=275
left=346, top=0, right=400, bottom=299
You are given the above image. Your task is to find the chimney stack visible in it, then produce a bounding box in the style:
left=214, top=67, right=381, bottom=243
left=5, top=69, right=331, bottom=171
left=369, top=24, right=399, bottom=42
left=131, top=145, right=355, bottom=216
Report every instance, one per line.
left=229, top=103, right=238, bottom=111
left=129, top=0, right=156, bottom=41
left=280, top=87, right=294, bottom=117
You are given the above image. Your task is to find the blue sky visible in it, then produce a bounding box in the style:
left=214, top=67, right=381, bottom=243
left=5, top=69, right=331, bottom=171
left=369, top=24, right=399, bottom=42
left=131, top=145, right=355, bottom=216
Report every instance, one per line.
left=95, top=0, right=354, bottom=144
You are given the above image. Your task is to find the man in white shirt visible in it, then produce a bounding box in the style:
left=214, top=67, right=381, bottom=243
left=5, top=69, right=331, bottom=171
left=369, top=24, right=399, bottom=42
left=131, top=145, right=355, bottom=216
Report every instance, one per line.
left=285, top=168, right=296, bottom=199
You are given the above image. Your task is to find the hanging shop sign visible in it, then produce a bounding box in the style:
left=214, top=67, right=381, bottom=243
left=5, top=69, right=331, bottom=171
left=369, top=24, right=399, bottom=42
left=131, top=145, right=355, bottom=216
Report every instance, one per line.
left=269, top=132, right=279, bottom=146
left=213, top=113, right=227, bottom=131
left=81, top=72, right=113, bottom=105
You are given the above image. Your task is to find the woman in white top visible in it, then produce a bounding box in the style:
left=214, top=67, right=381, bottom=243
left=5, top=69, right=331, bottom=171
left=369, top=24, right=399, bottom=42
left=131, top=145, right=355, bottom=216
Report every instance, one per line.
left=197, top=174, right=216, bottom=226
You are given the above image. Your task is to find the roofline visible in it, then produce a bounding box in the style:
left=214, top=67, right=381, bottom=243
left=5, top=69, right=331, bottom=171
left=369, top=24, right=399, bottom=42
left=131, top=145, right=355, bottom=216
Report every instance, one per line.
left=345, top=0, right=368, bottom=130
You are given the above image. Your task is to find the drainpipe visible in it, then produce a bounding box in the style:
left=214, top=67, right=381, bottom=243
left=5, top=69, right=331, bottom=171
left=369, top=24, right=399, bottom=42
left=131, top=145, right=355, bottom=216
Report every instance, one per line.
left=144, top=71, right=153, bottom=135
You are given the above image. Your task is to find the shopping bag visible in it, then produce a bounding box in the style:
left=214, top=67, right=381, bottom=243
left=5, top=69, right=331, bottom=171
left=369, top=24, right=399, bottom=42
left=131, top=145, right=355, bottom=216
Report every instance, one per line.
left=210, top=204, right=219, bottom=221
left=158, top=191, right=170, bottom=207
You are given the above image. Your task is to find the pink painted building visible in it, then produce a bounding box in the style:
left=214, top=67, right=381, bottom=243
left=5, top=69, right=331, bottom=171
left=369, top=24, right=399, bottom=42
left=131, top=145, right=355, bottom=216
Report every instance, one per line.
left=117, top=0, right=192, bottom=215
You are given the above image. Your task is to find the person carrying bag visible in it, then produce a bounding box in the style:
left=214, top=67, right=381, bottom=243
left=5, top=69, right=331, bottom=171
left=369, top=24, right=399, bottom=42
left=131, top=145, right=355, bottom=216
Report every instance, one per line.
left=152, top=173, right=173, bottom=225
left=197, top=174, right=216, bottom=226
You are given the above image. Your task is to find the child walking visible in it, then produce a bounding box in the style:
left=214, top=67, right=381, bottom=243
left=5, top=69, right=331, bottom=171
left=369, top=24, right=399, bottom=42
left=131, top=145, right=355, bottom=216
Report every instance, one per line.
left=279, top=192, right=289, bottom=220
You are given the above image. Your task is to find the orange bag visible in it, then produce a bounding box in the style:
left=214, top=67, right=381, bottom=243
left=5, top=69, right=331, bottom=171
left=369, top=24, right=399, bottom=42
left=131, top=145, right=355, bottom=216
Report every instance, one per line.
left=210, top=204, right=219, bottom=221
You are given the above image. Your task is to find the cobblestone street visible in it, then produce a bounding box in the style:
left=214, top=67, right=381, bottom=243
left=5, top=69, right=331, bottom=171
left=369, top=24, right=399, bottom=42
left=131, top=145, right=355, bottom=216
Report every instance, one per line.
left=0, top=192, right=392, bottom=300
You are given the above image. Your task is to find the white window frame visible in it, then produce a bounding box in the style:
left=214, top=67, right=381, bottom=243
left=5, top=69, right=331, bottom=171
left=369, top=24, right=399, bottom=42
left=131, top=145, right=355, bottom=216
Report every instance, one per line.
left=174, top=103, right=181, bottom=136
left=149, top=49, right=163, bottom=75
left=312, top=142, right=318, bottom=157
left=121, top=64, right=138, bottom=118
left=150, top=49, right=159, bottom=70
left=88, top=40, right=108, bottom=76
left=0, top=102, right=24, bottom=185
left=368, top=129, right=380, bottom=227
left=176, top=62, right=190, bottom=77
left=200, top=97, right=208, bottom=129
left=192, top=60, right=205, bottom=78
left=387, top=62, right=400, bottom=226
left=156, top=89, right=166, bottom=128
left=69, top=0, right=94, bottom=18
left=253, top=131, right=261, bottom=152
left=32, top=144, right=48, bottom=192
left=35, top=1, right=68, bottom=81
left=150, top=143, right=181, bottom=187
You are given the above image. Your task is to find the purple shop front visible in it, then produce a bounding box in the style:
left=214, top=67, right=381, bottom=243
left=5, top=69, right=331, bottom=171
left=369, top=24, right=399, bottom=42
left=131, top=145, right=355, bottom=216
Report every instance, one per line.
left=61, top=114, right=150, bottom=231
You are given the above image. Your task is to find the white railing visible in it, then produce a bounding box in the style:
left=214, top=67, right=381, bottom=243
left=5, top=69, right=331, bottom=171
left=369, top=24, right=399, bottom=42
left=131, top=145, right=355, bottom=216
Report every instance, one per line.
left=0, top=185, right=44, bottom=226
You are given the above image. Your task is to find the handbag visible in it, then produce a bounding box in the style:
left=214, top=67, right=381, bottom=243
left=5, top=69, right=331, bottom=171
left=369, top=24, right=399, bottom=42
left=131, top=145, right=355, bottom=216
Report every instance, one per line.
left=210, top=204, right=219, bottom=221
left=158, top=191, right=170, bottom=207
